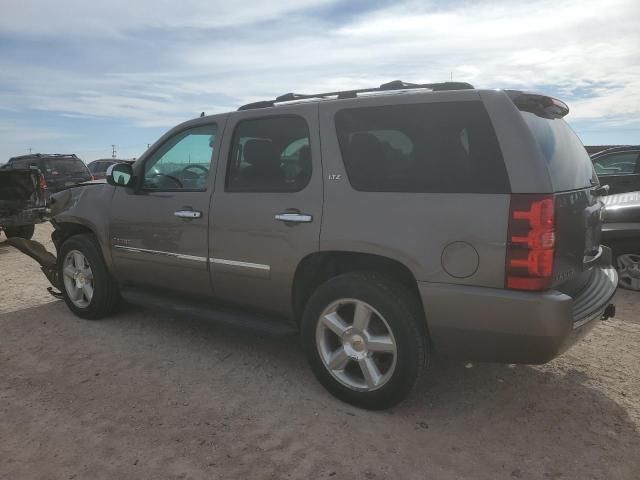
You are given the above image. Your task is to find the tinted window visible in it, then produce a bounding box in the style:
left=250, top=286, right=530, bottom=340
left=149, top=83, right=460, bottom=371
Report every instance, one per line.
left=45, top=158, right=89, bottom=175
left=593, top=152, right=638, bottom=176
left=144, top=124, right=217, bottom=190
left=335, top=101, right=509, bottom=193
left=9, top=159, right=38, bottom=169
left=226, top=116, right=311, bottom=192
left=521, top=113, right=596, bottom=191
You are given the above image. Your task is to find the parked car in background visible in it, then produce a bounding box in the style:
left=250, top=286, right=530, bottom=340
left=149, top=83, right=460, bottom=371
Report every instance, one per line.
left=7, top=81, right=617, bottom=409
left=5, top=154, right=92, bottom=193
left=591, top=146, right=640, bottom=195
left=0, top=167, right=48, bottom=239
left=602, top=190, right=640, bottom=291
left=88, top=159, right=135, bottom=180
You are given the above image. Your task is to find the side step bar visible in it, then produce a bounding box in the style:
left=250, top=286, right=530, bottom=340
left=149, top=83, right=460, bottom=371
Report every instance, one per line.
left=120, top=287, right=298, bottom=337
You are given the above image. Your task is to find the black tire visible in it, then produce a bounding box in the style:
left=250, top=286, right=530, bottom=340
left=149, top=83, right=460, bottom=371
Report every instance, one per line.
left=58, top=233, right=119, bottom=319
left=301, top=272, right=428, bottom=410
left=4, top=224, right=35, bottom=240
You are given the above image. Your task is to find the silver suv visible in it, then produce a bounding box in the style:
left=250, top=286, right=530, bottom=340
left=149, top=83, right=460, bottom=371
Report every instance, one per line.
left=15, top=81, right=618, bottom=409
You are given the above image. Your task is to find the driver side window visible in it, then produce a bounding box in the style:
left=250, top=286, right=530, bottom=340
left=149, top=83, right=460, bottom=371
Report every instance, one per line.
left=144, top=124, right=217, bottom=190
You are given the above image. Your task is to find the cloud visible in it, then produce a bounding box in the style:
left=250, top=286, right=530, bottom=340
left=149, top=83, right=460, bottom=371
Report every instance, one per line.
left=0, top=121, right=68, bottom=143
left=0, top=0, right=638, bottom=159
left=0, top=0, right=339, bottom=36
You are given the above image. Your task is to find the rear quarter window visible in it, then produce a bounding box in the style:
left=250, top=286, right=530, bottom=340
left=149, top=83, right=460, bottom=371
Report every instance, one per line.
left=334, top=101, right=510, bottom=193
left=521, top=113, right=596, bottom=191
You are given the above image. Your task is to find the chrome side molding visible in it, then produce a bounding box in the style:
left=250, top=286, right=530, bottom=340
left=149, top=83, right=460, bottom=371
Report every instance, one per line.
left=210, top=258, right=270, bottom=272
left=113, top=245, right=207, bottom=262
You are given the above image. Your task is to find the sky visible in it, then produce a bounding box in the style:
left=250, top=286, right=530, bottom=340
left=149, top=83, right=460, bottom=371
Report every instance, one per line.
left=0, top=0, right=638, bottom=162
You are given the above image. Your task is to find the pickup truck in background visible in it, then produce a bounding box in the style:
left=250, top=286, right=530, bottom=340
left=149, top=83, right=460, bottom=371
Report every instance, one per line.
left=0, top=168, right=49, bottom=240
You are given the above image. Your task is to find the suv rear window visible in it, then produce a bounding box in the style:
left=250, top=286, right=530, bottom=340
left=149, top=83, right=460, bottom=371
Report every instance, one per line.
left=521, top=113, right=596, bottom=191
left=334, top=101, right=510, bottom=193
left=45, top=157, right=89, bottom=175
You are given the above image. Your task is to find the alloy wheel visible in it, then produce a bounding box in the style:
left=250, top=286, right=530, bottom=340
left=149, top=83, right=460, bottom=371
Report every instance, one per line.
left=62, top=249, right=95, bottom=307
left=617, top=253, right=640, bottom=291
left=315, top=298, right=397, bottom=392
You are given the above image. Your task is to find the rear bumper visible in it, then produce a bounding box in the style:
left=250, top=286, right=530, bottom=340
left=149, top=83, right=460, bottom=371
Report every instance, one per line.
left=419, top=247, right=618, bottom=364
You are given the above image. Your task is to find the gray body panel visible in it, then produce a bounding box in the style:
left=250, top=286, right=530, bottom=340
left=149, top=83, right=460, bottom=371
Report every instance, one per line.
left=318, top=91, right=511, bottom=288
left=108, top=115, right=228, bottom=297
left=209, top=103, right=323, bottom=315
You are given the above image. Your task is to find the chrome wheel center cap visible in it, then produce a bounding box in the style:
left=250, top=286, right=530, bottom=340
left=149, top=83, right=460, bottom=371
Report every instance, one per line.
left=75, top=272, right=86, bottom=287
left=343, top=330, right=367, bottom=359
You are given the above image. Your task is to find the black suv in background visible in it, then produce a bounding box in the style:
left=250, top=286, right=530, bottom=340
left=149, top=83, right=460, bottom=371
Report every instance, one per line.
left=5, top=154, right=92, bottom=193
left=591, top=146, right=640, bottom=194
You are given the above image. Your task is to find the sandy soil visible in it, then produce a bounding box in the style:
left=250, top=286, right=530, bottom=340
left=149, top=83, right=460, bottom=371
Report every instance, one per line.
left=1, top=224, right=639, bottom=480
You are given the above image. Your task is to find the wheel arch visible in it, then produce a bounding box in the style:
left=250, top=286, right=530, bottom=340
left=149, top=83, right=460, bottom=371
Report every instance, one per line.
left=292, top=251, right=426, bottom=325
left=52, top=219, right=113, bottom=269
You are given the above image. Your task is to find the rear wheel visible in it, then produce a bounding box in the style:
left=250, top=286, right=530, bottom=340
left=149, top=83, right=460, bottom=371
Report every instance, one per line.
left=58, top=234, right=119, bottom=319
left=617, top=253, right=640, bottom=291
left=301, top=272, right=427, bottom=410
left=3, top=224, right=35, bottom=240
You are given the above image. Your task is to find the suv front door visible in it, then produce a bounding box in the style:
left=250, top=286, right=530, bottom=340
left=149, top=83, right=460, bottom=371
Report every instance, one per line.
left=210, top=104, right=323, bottom=316
left=110, top=119, right=225, bottom=296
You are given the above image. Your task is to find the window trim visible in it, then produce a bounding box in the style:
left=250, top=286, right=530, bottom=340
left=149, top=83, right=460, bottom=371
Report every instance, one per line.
left=225, top=114, right=312, bottom=194
left=140, top=123, right=218, bottom=193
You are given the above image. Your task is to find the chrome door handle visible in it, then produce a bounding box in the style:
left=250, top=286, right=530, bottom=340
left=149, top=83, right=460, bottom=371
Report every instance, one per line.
left=275, top=213, right=313, bottom=223
left=174, top=210, right=202, bottom=219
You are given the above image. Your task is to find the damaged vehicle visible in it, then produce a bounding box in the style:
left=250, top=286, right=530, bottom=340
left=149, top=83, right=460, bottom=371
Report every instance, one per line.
left=7, top=80, right=618, bottom=409
left=0, top=168, right=49, bottom=240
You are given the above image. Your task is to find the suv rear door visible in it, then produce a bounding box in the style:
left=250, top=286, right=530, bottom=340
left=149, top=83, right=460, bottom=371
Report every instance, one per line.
left=209, top=103, right=322, bottom=316
left=592, top=150, right=640, bottom=194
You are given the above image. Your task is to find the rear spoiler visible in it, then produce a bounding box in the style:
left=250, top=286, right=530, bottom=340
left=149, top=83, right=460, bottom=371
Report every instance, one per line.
left=506, top=90, right=569, bottom=119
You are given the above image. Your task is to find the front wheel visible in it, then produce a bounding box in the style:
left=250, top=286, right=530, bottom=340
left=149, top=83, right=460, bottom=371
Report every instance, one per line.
left=58, top=234, right=119, bottom=319
left=301, top=272, right=428, bottom=410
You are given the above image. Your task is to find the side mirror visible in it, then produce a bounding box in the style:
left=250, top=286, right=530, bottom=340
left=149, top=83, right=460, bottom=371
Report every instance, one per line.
left=106, top=163, right=135, bottom=187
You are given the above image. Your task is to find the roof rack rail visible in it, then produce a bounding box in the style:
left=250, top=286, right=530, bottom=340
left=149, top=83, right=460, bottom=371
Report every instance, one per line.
left=238, top=80, right=474, bottom=111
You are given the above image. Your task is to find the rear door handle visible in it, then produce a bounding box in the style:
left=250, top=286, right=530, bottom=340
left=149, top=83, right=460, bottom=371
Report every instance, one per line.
left=275, top=213, right=313, bottom=223
left=174, top=210, right=202, bottom=219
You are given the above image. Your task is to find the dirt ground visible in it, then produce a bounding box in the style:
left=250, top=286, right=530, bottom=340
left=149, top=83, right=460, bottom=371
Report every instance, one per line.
left=1, top=224, right=639, bottom=480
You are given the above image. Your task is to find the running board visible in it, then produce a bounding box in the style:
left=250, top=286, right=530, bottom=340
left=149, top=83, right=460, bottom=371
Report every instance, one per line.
left=120, top=287, right=298, bottom=337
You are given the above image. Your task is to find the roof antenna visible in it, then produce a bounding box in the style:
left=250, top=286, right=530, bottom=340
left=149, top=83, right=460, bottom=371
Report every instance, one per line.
left=200, top=112, right=205, bottom=117
left=450, top=71, right=453, bottom=81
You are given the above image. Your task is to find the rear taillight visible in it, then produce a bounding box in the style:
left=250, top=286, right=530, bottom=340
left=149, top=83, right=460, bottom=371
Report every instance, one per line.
left=506, top=195, right=555, bottom=291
